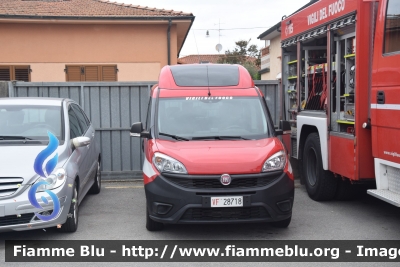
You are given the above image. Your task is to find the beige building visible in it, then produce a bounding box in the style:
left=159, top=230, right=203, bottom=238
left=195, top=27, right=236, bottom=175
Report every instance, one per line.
left=0, top=0, right=194, bottom=82
left=258, top=22, right=282, bottom=81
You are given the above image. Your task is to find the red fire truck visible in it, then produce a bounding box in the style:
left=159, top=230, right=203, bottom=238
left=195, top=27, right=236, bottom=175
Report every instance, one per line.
left=280, top=0, right=400, bottom=205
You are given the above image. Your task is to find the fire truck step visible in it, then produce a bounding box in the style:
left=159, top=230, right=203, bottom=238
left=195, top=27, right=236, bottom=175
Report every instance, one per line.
left=367, top=189, right=400, bottom=207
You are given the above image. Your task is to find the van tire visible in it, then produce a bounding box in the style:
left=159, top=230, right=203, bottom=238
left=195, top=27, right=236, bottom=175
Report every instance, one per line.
left=146, top=208, right=164, bottom=231
left=303, top=133, right=337, bottom=201
left=297, top=158, right=305, bottom=185
left=270, top=216, right=291, bottom=228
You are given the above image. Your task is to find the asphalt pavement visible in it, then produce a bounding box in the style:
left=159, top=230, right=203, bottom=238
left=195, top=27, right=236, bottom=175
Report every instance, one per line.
left=1, top=180, right=400, bottom=266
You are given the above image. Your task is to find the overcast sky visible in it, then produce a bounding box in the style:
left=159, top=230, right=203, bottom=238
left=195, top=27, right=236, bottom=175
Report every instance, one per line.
left=115, top=0, right=311, bottom=57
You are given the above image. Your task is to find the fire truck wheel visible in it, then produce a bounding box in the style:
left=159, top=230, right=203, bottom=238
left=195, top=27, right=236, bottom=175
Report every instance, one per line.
left=303, top=133, right=338, bottom=201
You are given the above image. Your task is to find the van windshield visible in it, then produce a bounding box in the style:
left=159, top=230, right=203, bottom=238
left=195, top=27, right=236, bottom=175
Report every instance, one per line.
left=157, top=96, right=270, bottom=140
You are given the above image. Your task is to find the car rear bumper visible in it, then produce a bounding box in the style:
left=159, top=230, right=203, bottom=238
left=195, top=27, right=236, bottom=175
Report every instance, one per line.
left=145, top=171, right=294, bottom=224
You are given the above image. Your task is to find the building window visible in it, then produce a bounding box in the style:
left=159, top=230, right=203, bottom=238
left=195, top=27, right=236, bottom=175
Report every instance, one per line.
left=384, top=0, right=400, bottom=54
left=65, top=65, right=118, bottom=81
left=0, top=66, right=30, bottom=82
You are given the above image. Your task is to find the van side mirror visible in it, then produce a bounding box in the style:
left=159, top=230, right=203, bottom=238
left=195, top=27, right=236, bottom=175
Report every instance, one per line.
left=130, top=122, right=151, bottom=138
left=275, top=120, right=291, bottom=136
left=280, top=120, right=291, bottom=132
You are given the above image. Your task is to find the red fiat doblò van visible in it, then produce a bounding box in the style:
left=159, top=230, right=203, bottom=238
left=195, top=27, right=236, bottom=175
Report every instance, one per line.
left=130, top=64, right=294, bottom=231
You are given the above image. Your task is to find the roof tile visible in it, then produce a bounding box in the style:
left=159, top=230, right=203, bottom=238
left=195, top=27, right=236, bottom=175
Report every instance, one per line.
left=0, top=0, right=193, bottom=18
left=178, top=54, right=258, bottom=66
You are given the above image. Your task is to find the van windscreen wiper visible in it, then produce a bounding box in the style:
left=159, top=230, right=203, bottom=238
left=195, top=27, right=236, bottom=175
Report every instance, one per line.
left=191, top=136, right=250, bottom=140
left=158, top=132, right=189, bottom=141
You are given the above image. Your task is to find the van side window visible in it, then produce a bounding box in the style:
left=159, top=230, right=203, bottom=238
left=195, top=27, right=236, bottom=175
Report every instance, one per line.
left=384, top=0, right=400, bottom=54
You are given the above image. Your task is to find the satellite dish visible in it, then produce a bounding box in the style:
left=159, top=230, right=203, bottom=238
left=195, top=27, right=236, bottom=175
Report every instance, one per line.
left=216, top=44, right=222, bottom=52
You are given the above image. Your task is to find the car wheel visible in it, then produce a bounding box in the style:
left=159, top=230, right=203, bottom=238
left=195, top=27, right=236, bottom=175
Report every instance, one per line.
left=58, top=181, right=78, bottom=232
left=89, top=161, right=101, bottom=194
left=303, top=133, right=337, bottom=201
left=270, top=216, right=291, bottom=228
left=146, top=207, right=164, bottom=231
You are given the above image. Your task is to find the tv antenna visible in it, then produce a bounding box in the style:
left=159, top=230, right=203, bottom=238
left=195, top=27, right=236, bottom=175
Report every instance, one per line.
left=206, top=19, right=223, bottom=53
left=215, top=19, right=223, bottom=53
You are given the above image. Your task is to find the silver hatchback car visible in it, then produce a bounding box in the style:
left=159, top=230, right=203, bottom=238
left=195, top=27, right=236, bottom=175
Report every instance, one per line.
left=0, top=98, right=101, bottom=232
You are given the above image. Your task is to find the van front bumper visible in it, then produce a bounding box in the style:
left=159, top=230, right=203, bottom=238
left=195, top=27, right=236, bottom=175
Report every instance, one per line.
left=145, top=171, right=294, bottom=224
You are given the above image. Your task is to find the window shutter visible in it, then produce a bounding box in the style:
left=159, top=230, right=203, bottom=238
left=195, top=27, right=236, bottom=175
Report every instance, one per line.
left=14, top=66, right=30, bottom=82
left=0, top=66, right=11, bottom=81
left=102, top=66, right=117, bottom=81
left=66, top=66, right=82, bottom=81
left=85, top=66, right=99, bottom=81
left=65, top=65, right=118, bottom=81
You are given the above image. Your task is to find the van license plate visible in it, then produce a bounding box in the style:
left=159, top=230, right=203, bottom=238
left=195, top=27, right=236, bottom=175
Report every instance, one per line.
left=211, top=196, right=243, bottom=207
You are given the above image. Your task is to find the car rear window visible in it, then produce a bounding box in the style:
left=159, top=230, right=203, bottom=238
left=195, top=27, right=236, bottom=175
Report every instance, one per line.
left=169, top=65, right=239, bottom=87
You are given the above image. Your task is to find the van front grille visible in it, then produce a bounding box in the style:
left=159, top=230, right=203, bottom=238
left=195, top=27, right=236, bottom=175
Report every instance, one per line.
left=163, top=172, right=282, bottom=190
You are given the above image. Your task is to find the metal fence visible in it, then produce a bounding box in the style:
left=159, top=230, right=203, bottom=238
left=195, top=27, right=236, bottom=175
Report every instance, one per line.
left=254, top=80, right=280, bottom=126
left=7, top=80, right=280, bottom=180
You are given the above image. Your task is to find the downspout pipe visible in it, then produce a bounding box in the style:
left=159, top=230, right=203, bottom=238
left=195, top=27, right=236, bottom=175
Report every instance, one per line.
left=167, top=19, right=172, bottom=65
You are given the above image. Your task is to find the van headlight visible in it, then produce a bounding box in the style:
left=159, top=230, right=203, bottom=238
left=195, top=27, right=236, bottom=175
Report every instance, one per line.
left=262, top=151, right=286, bottom=172
left=153, top=152, right=187, bottom=174
left=37, top=168, right=67, bottom=191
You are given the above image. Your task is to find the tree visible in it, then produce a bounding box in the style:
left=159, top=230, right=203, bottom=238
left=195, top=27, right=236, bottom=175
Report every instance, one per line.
left=217, top=39, right=261, bottom=80
left=242, top=61, right=260, bottom=80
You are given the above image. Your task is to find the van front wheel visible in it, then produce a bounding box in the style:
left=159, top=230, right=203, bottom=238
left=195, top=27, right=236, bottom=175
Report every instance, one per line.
left=146, top=207, right=164, bottom=231
left=302, top=133, right=337, bottom=201
left=270, top=216, right=291, bottom=228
